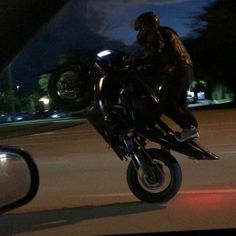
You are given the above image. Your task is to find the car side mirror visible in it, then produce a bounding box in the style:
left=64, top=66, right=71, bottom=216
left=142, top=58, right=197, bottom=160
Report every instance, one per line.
left=0, top=146, right=39, bottom=213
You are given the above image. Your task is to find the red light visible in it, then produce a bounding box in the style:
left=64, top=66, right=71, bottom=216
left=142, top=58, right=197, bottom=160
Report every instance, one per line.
left=177, top=188, right=236, bottom=213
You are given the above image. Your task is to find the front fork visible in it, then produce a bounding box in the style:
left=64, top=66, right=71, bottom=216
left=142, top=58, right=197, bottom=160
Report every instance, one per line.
left=123, top=135, right=157, bottom=180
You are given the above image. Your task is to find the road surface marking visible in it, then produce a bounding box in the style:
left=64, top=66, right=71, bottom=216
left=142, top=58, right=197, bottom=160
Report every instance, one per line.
left=30, top=132, right=55, bottom=136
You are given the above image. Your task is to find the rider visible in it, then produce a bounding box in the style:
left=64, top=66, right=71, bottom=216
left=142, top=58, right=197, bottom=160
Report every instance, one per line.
left=126, top=12, right=199, bottom=142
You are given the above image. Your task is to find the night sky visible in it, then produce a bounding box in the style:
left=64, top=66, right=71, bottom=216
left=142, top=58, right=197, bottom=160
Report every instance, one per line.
left=0, top=0, right=215, bottom=93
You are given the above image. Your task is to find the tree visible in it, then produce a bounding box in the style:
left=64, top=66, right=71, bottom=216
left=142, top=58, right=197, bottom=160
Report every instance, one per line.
left=186, top=0, right=236, bottom=102
left=58, top=48, right=94, bottom=66
left=0, top=90, right=20, bottom=114
left=38, top=74, right=50, bottom=93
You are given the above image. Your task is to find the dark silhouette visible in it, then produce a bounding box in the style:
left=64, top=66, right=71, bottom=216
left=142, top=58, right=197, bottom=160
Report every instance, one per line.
left=186, top=0, right=236, bottom=104
left=127, top=12, right=199, bottom=141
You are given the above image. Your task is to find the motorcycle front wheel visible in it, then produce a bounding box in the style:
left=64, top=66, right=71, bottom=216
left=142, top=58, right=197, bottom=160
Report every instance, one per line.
left=48, top=64, right=92, bottom=112
left=127, top=148, right=182, bottom=203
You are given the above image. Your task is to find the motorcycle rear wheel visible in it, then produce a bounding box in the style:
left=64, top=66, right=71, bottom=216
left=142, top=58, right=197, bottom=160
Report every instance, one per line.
left=127, top=148, right=182, bottom=203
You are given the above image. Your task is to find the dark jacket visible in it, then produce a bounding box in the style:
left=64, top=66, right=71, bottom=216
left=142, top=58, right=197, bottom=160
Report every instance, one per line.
left=159, top=26, right=192, bottom=72
left=131, top=26, right=192, bottom=73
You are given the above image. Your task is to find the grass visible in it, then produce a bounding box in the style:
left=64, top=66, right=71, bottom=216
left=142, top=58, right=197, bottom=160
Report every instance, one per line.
left=0, top=118, right=86, bottom=139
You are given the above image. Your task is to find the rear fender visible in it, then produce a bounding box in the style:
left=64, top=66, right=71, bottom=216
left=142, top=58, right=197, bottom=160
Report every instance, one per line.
left=139, top=128, right=220, bottom=160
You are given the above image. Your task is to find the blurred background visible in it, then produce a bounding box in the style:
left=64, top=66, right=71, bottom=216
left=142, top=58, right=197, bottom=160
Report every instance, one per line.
left=0, top=0, right=235, bottom=123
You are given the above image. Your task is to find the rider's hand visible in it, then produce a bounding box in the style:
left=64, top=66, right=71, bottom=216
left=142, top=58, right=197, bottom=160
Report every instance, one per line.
left=122, top=55, right=134, bottom=67
left=136, top=64, right=151, bottom=71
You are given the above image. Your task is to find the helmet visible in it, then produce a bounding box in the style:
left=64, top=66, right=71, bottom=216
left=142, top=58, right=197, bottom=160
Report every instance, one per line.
left=134, top=12, right=160, bottom=45
left=134, top=12, right=160, bottom=31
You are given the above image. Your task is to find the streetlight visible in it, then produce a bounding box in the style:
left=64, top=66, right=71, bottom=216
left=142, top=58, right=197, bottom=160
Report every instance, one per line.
left=8, top=61, right=16, bottom=121
left=39, top=96, right=50, bottom=111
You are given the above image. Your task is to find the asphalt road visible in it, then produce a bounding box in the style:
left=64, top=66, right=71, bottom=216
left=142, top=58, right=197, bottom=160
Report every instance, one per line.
left=1, top=109, right=236, bottom=235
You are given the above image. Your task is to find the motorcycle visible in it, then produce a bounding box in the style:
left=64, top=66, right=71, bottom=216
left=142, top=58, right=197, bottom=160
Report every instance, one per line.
left=48, top=49, right=220, bottom=203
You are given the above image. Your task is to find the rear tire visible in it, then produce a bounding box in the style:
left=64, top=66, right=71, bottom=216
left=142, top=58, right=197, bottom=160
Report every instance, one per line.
left=127, top=148, right=182, bottom=203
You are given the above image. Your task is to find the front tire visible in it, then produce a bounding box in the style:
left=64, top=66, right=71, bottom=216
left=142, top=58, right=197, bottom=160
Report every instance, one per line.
left=127, top=148, right=182, bottom=203
left=48, top=64, right=92, bottom=112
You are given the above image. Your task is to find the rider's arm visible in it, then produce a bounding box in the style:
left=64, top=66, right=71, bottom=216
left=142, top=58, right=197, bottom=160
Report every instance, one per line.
left=163, top=29, right=193, bottom=69
left=123, top=49, right=163, bottom=72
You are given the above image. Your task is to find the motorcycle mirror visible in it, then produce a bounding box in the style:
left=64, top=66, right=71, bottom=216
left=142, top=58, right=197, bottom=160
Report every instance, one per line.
left=0, top=146, right=39, bottom=213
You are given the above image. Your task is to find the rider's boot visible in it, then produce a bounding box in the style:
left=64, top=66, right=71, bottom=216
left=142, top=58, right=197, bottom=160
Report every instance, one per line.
left=175, top=125, right=199, bottom=142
